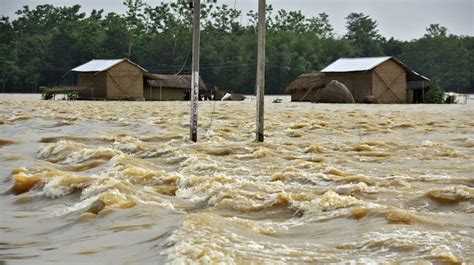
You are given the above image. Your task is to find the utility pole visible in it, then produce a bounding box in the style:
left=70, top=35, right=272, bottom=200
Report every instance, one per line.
left=190, top=0, right=201, bottom=142
left=256, top=0, right=266, bottom=142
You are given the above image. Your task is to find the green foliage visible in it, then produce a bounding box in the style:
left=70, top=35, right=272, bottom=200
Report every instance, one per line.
left=345, top=13, right=383, bottom=57
left=307, top=13, right=334, bottom=38
left=65, top=89, right=79, bottom=100
left=425, top=24, right=447, bottom=38
left=41, top=87, right=54, bottom=100
left=1, top=4, right=473, bottom=94
left=381, top=37, right=404, bottom=57
left=400, top=25, right=471, bottom=93
left=424, top=85, right=445, bottom=104
left=0, top=17, right=19, bottom=92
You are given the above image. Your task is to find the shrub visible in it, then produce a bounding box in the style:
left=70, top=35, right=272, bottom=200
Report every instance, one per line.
left=41, top=87, right=54, bottom=100
left=425, top=85, right=445, bottom=104
left=65, top=90, right=78, bottom=100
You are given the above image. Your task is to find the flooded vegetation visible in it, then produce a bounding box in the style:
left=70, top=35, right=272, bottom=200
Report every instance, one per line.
left=1, top=96, right=473, bottom=263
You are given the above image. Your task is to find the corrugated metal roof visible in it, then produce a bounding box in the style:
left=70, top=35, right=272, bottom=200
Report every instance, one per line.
left=72, top=59, right=125, bottom=72
left=321, top=57, right=392, bottom=72
left=72, top=59, right=147, bottom=73
left=321, top=56, right=429, bottom=81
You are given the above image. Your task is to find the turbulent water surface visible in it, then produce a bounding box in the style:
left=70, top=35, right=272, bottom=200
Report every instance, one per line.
left=1, top=95, right=473, bottom=264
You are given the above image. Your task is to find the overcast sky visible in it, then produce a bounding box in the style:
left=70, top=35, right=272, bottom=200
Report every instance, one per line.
left=1, top=0, right=473, bottom=40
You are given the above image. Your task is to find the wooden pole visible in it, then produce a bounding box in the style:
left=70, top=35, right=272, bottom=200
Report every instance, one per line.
left=256, top=0, right=266, bottom=142
left=190, top=0, right=201, bottom=142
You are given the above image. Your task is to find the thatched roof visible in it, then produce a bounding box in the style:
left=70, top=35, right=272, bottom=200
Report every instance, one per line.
left=144, top=73, right=207, bottom=91
left=284, top=72, right=326, bottom=93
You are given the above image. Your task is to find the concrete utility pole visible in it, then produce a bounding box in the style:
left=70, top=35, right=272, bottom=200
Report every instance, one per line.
left=256, top=0, right=266, bottom=142
left=190, top=0, right=201, bottom=142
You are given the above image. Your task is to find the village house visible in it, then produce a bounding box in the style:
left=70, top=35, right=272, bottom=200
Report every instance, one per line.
left=286, top=56, right=430, bottom=103
left=71, top=59, right=209, bottom=101
left=144, top=73, right=207, bottom=101
left=72, top=59, right=147, bottom=100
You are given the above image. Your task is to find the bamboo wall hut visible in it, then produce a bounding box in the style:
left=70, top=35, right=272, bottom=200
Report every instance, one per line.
left=284, top=73, right=326, bottom=102
left=321, top=57, right=430, bottom=103
left=286, top=57, right=430, bottom=104
left=72, top=59, right=146, bottom=100
left=144, top=73, right=207, bottom=101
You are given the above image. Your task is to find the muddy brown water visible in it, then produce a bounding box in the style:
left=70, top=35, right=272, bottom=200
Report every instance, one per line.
left=1, top=96, right=473, bottom=264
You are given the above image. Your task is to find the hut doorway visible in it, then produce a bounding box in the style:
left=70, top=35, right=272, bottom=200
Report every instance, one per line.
left=413, top=89, right=423, bottom=103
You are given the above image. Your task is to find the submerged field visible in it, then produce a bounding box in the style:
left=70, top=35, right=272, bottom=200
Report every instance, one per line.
left=1, top=96, right=473, bottom=264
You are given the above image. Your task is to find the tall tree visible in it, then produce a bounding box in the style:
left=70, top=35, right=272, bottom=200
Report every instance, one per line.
left=273, top=10, right=306, bottom=33
left=307, top=13, right=334, bottom=38
left=425, top=24, right=447, bottom=38
left=123, top=0, right=146, bottom=58
left=101, top=13, right=129, bottom=58
left=345, top=12, right=383, bottom=57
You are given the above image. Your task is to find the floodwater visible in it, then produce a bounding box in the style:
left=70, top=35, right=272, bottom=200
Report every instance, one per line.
left=1, top=95, right=473, bottom=264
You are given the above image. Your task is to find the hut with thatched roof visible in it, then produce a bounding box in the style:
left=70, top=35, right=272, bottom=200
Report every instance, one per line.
left=144, top=73, right=207, bottom=101
left=284, top=72, right=326, bottom=102
left=72, top=59, right=146, bottom=100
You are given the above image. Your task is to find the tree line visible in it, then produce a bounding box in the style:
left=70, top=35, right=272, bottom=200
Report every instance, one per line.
left=1, top=1, right=473, bottom=94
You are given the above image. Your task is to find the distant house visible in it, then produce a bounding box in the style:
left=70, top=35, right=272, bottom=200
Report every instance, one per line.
left=144, top=73, right=207, bottom=101
left=286, top=57, right=430, bottom=103
left=72, top=59, right=146, bottom=100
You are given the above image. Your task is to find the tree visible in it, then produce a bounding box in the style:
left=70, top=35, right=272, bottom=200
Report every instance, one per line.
left=101, top=13, right=129, bottom=58
left=123, top=0, right=147, bottom=58
left=400, top=24, right=471, bottom=92
left=425, top=24, right=447, bottom=38
left=273, top=10, right=306, bottom=33
left=307, top=13, right=334, bottom=38
left=381, top=37, right=404, bottom=57
left=345, top=12, right=383, bottom=57
left=72, top=10, right=106, bottom=62
left=460, top=36, right=474, bottom=93
left=2, top=2, right=472, bottom=95
left=0, top=17, right=19, bottom=92
left=424, top=85, right=445, bottom=103
left=205, top=4, right=242, bottom=33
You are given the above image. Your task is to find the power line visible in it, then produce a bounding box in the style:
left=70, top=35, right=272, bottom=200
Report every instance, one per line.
left=174, top=53, right=190, bottom=75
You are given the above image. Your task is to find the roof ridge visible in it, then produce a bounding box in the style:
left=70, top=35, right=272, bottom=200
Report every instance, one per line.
left=321, top=56, right=393, bottom=73
left=71, top=58, right=146, bottom=73
left=338, top=56, right=391, bottom=60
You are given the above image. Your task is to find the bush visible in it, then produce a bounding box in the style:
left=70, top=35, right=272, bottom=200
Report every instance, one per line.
left=65, top=90, right=78, bottom=100
left=425, top=85, right=445, bottom=103
left=41, top=87, right=54, bottom=100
